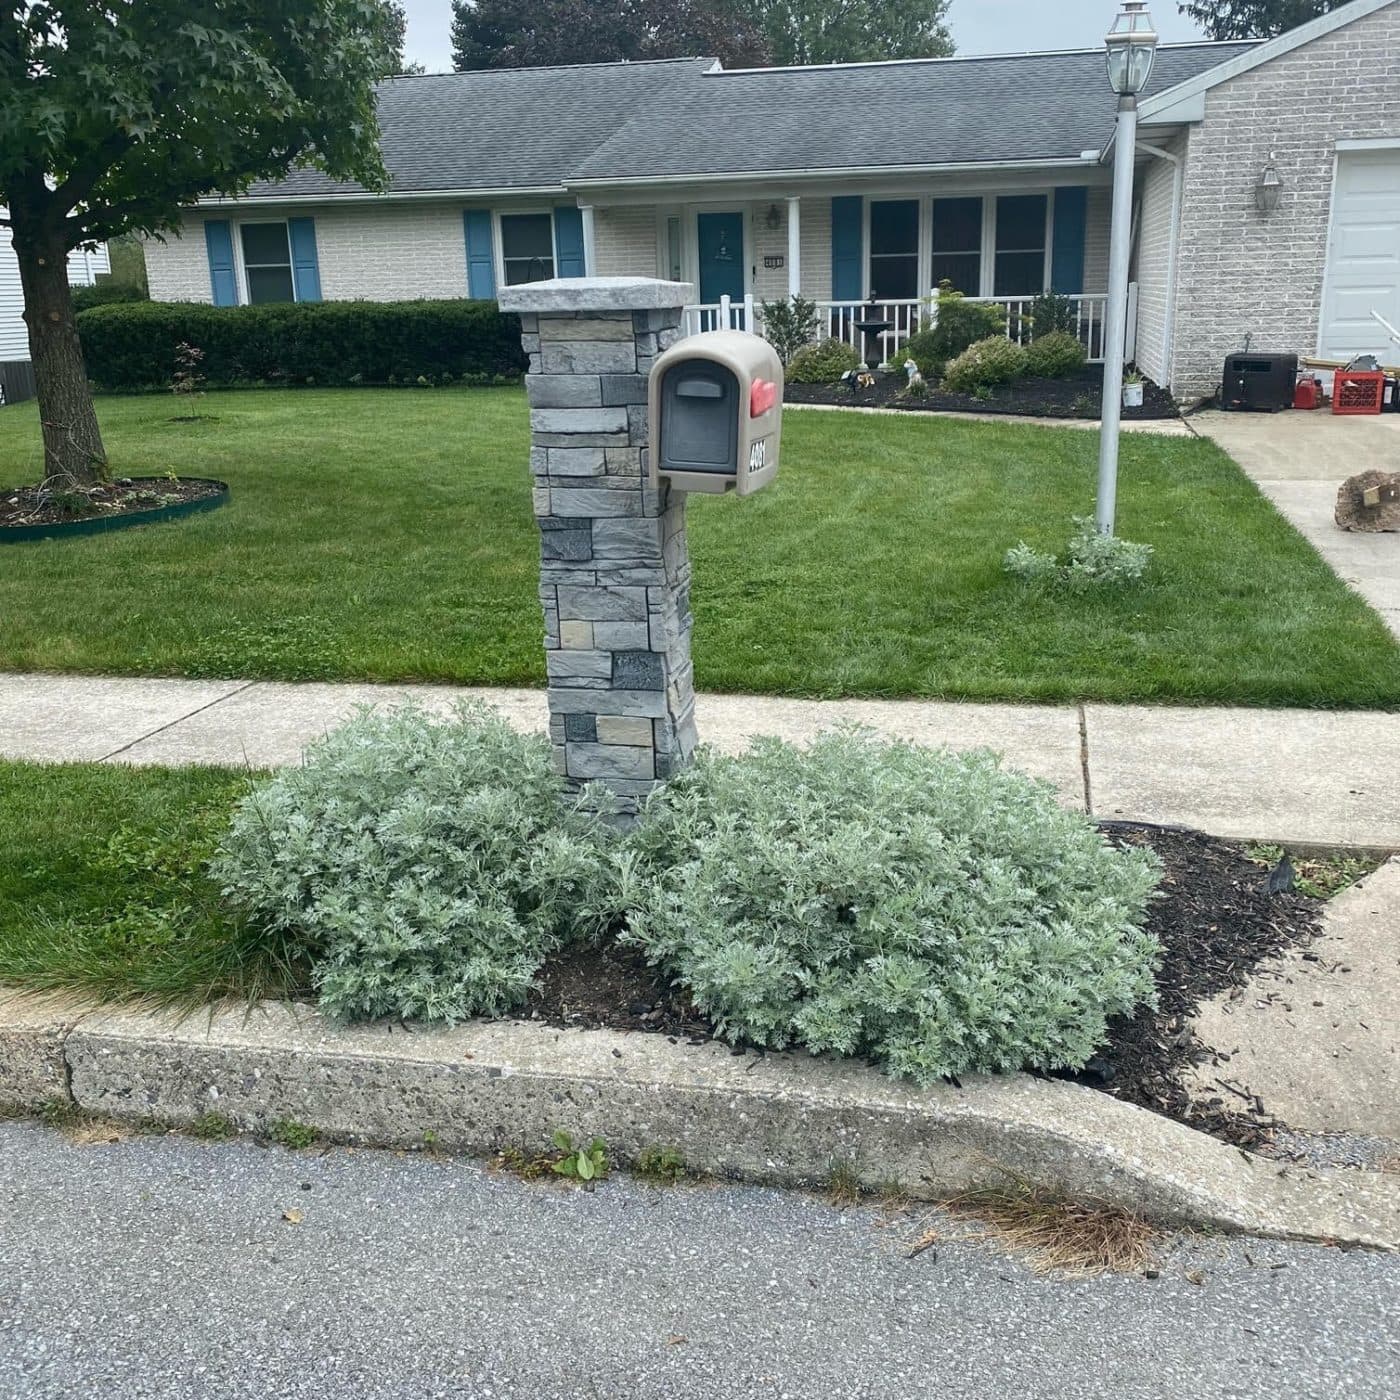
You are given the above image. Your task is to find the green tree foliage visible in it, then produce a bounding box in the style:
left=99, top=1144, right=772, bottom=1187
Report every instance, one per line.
left=0, top=1, right=398, bottom=487
left=761, top=0, right=954, bottom=65
left=451, top=0, right=770, bottom=70
left=1179, top=1, right=1351, bottom=39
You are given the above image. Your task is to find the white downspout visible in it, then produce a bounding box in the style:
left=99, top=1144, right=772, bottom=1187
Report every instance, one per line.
left=1136, top=140, right=1184, bottom=394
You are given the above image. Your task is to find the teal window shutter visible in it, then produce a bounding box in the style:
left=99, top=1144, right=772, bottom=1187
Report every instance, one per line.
left=831, top=196, right=863, bottom=302
left=204, top=220, right=238, bottom=306
left=554, top=206, right=586, bottom=278
left=463, top=209, right=496, bottom=299
left=1050, top=188, right=1087, bottom=295
left=288, top=217, right=322, bottom=302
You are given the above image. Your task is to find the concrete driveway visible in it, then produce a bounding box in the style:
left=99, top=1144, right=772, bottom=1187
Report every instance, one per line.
left=1193, top=409, right=1400, bottom=639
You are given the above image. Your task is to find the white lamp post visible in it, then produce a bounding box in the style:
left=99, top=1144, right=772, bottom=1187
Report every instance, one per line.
left=1096, top=1, right=1158, bottom=536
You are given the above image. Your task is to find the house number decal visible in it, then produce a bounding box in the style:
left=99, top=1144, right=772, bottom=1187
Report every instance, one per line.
left=749, top=438, right=767, bottom=472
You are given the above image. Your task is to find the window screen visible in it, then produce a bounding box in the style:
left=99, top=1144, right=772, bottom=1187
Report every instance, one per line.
left=239, top=223, right=294, bottom=304
left=868, top=200, right=919, bottom=301
left=501, top=213, right=555, bottom=286
left=994, top=195, right=1048, bottom=297
left=930, top=198, right=983, bottom=296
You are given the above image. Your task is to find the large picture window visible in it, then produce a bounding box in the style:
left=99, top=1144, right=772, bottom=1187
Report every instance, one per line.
left=239, top=222, right=294, bottom=304
left=868, top=200, right=919, bottom=300
left=994, top=195, right=1049, bottom=297
left=500, top=213, right=555, bottom=286
left=930, top=197, right=983, bottom=296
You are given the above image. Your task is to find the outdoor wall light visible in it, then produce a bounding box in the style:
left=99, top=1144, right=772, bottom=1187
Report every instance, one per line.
left=1256, top=160, right=1284, bottom=213
left=1105, top=1, right=1158, bottom=96
left=764, top=204, right=782, bottom=231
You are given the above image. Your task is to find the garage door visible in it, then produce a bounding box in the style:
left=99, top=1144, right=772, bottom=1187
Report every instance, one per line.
left=1321, top=148, right=1400, bottom=362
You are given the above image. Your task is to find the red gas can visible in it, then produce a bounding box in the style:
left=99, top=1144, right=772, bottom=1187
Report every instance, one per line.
left=1293, top=376, right=1323, bottom=410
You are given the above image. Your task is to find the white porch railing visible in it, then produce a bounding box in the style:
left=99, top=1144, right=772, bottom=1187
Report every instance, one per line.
left=682, top=289, right=1133, bottom=367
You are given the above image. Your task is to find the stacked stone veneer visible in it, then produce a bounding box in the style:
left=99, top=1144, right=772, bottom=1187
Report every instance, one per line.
left=497, top=277, right=698, bottom=812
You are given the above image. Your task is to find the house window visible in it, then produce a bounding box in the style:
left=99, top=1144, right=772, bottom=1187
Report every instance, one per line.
left=868, top=200, right=919, bottom=300
left=994, top=195, right=1049, bottom=297
left=239, top=222, right=295, bottom=304
left=500, top=213, right=555, bottom=286
left=930, top=198, right=983, bottom=296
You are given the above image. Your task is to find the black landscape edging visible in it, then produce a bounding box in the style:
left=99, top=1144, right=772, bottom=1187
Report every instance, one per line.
left=0, top=478, right=230, bottom=545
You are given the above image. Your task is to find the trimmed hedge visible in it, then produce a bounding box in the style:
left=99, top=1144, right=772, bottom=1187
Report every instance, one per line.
left=71, top=282, right=148, bottom=314
left=77, top=298, right=528, bottom=391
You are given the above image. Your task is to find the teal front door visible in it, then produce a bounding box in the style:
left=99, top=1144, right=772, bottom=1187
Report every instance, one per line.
left=697, top=212, right=744, bottom=313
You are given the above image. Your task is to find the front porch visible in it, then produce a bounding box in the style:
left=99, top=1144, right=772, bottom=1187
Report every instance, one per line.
left=589, top=180, right=1134, bottom=366
left=683, top=287, right=1137, bottom=366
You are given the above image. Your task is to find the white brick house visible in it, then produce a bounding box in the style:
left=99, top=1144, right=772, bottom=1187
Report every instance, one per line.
left=143, top=0, right=1400, bottom=401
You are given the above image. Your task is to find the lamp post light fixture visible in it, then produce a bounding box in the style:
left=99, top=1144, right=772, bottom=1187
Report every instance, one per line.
left=1096, top=1, right=1158, bottom=537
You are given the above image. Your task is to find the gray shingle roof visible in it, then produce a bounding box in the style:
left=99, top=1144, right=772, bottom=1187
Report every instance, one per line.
left=571, top=44, right=1258, bottom=182
left=244, top=57, right=717, bottom=198
left=242, top=44, right=1257, bottom=200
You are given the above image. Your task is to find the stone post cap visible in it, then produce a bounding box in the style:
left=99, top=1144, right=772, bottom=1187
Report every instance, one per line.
left=497, top=276, right=695, bottom=314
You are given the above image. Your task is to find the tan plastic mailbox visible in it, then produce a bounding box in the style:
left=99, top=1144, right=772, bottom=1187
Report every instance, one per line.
left=648, top=330, right=783, bottom=496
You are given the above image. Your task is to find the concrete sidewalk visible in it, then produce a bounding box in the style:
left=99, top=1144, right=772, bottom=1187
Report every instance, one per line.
left=1, top=672, right=1397, bottom=848
left=1192, top=410, right=1400, bottom=641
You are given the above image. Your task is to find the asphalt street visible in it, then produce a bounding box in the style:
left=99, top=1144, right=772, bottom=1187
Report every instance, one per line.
left=1, top=1121, right=1396, bottom=1399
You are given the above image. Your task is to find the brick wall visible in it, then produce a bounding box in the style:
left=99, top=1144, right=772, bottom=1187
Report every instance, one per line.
left=1170, top=2, right=1400, bottom=397
left=593, top=207, right=659, bottom=277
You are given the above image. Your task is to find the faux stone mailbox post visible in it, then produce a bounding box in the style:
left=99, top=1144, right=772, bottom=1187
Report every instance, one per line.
left=497, top=277, right=698, bottom=813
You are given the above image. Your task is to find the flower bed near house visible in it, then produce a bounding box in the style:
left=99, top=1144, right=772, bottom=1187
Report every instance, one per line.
left=785, top=364, right=1179, bottom=420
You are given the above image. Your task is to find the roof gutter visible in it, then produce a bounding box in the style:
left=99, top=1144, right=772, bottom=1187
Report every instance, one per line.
left=192, top=185, right=570, bottom=209
left=564, top=156, right=1099, bottom=192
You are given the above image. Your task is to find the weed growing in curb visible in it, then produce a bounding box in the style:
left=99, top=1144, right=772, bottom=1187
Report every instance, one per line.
left=826, top=1159, right=865, bottom=1208
left=188, top=1111, right=236, bottom=1142
left=930, top=1168, right=1161, bottom=1277
left=270, top=1119, right=318, bottom=1150
left=551, top=1131, right=608, bottom=1184
left=636, top=1144, right=686, bottom=1184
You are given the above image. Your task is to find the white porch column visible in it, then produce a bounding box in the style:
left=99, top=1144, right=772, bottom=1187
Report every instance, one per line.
left=786, top=197, right=801, bottom=299
left=580, top=205, right=598, bottom=277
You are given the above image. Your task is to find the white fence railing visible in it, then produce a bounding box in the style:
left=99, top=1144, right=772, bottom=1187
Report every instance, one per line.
left=682, top=289, right=1133, bottom=367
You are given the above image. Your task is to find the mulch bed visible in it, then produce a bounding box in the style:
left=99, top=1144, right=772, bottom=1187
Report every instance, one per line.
left=0, top=476, right=223, bottom=531
left=522, top=824, right=1326, bottom=1151
left=784, top=365, right=1179, bottom=421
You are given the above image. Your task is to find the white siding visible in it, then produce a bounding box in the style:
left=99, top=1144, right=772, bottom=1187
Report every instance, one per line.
left=1168, top=1, right=1400, bottom=397
left=1084, top=186, right=1112, bottom=293
left=0, top=222, right=25, bottom=361
left=1133, top=133, right=1187, bottom=388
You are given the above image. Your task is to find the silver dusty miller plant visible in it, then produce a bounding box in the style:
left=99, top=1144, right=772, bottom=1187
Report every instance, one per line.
left=212, top=703, right=617, bottom=1023
left=617, top=728, right=1162, bottom=1085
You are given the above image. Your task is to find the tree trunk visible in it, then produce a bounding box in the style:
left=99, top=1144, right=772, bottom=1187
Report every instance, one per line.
left=13, top=219, right=108, bottom=490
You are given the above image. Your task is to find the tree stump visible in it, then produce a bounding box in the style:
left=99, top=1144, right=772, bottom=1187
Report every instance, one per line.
left=1335, top=471, right=1400, bottom=532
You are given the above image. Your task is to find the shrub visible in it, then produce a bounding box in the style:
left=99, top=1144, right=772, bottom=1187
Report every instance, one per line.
left=786, top=337, right=860, bottom=384
left=619, top=730, right=1161, bottom=1085
left=1028, top=292, right=1077, bottom=340
left=71, top=281, right=147, bottom=313
left=211, top=704, right=616, bottom=1024
left=1005, top=517, right=1154, bottom=592
left=1025, top=330, right=1087, bottom=379
left=77, top=298, right=528, bottom=391
left=899, top=287, right=1006, bottom=378
left=761, top=294, right=820, bottom=366
left=942, top=336, right=1028, bottom=394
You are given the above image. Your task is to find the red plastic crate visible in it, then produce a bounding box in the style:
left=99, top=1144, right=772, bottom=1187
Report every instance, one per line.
left=1333, top=370, right=1385, bottom=415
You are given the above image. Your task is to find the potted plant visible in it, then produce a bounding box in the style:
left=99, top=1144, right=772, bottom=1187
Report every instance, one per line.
left=1123, top=370, right=1145, bottom=409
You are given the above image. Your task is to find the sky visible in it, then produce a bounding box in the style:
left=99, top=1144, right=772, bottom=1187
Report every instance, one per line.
left=396, top=2, right=1210, bottom=73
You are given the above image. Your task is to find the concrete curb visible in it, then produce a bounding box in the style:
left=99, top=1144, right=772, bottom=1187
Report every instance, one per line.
left=3, top=993, right=1397, bottom=1248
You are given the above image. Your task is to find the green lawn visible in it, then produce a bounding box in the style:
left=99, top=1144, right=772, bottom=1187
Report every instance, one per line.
left=0, top=760, right=292, bottom=1006
left=2, top=386, right=1397, bottom=707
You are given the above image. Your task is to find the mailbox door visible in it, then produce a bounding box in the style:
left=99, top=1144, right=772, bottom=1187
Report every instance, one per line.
left=659, top=361, right=739, bottom=475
